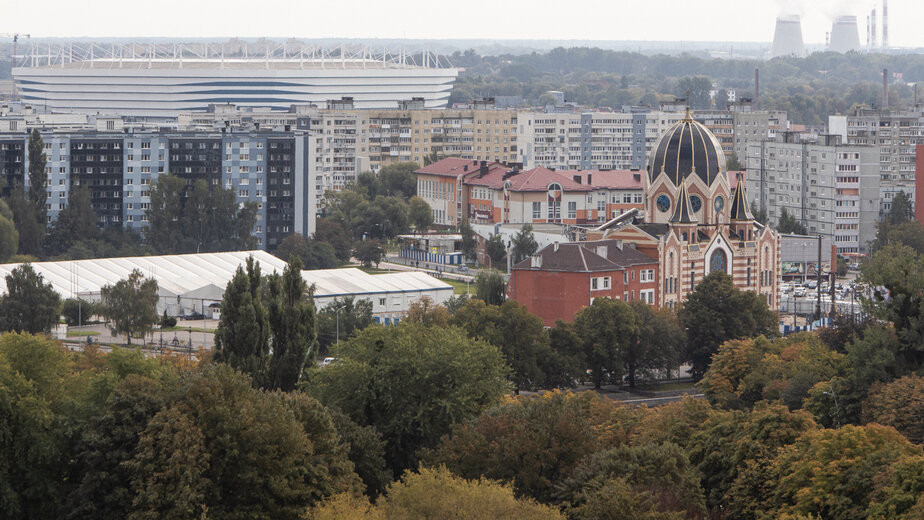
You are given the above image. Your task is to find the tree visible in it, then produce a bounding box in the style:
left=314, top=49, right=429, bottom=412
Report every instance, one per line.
left=459, top=219, right=477, bottom=261
left=511, top=224, right=539, bottom=265
left=422, top=391, right=625, bottom=504
left=677, top=75, right=712, bottom=110
left=770, top=424, right=921, bottom=520
left=485, top=233, right=506, bottom=268
left=316, top=296, right=374, bottom=354
left=8, top=188, right=44, bottom=257
left=545, top=320, right=587, bottom=388
left=274, top=234, right=340, bottom=269
left=0, top=215, right=18, bottom=263
left=305, top=323, right=510, bottom=475
left=127, top=365, right=360, bottom=519
left=626, top=301, right=684, bottom=387
left=888, top=190, right=913, bottom=225
left=726, top=152, right=745, bottom=170
left=679, top=271, right=777, bottom=380
left=474, top=271, right=506, bottom=305
left=313, top=218, right=353, bottom=262
left=407, top=196, right=433, bottom=231
left=751, top=202, right=768, bottom=225
left=777, top=207, right=807, bottom=235
left=265, top=257, right=317, bottom=391
left=354, top=239, right=385, bottom=268
left=27, top=129, right=47, bottom=247
left=405, top=296, right=451, bottom=327
left=46, top=185, right=97, bottom=257
left=862, top=375, right=924, bottom=444
left=873, top=220, right=924, bottom=254
left=451, top=299, right=551, bottom=393
left=423, top=150, right=443, bottom=166
left=100, top=269, right=160, bottom=345
left=573, top=297, right=638, bottom=389
left=213, top=257, right=271, bottom=385
left=378, top=162, right=419, bottom=200
left=312, top=467, right=564, bottom=520
left=0, top=263, right=61, bottom=334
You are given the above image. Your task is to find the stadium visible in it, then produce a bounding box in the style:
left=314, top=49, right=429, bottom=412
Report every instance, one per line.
left=12, top=42, right=459, bottom=117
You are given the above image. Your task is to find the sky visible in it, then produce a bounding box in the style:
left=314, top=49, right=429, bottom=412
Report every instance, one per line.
left=1, top=0, right=922, bottom=47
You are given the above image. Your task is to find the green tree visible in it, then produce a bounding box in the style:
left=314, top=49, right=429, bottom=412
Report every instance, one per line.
left=573, top=297, right=638, bottom=389
left=777, top=207, right=808, bottom=235
left=213, top=257, right=270, bottom=385
left=378, top=162, right=419, bottom=200
left=354, top=239, right=385, bottom=268
left=265, top=257, right=317, bottom=391
left=888, top=190, right=913, bottom=225
left=0, top=263, right=61, bottom=334
left=316, top=296, right=375, bottom=354
left=7, top=190, right=43, bottom=257
left=313, top=218, right=353, bottom=262
left=770, top=424, right=922, bottom=520
left=27, top=129, right=47, bottom=246
left=545, top=319, right=587, bottom=388
left=679, top=271, right=777, bottom=380
left=459, top=218, right=477, bottom=261
left=474, top=271, right=506, bottom=305
left=127, top=365, right=359, bottom=519
left=423, top=391, right=626, bottom=504
left=451, top=298, right=551, bottom=393
left=511, top=224, right=539, bottom=265
left=485, top=233, right=506, bottom=268
left=0, top=214, right=18, bottom=262
left=407, top=196, right=433, bottom=231
left=751, top=202, right=769, bottom=225
left=46, top=185, right=98, bottom=257
left=677, top=75, right=713, bottom=109
left=144, top=174, right=185, bottom=253
left=862, top=375, right=924, bottom=445
left=304, top=323, right=510, bottom=475
left=873, top=220, right=924, bottom=254
left=312, top=467, right=564, bottom=520
left=100, top=269, right=159, bottom=345
left=404, top=296, right=451, bottom=327
left=726, top=152, right=745, bottom=170
left=626, top=301, right=684, bottom=388
left=274, top=233, right=339, bottom=269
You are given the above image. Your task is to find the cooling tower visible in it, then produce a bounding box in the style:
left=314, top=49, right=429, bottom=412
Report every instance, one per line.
left=829, top=16, right=862, bottom=53
left=770, top=15, right=806, bottom=58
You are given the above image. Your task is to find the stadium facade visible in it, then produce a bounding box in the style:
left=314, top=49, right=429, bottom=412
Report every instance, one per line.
left=13, top=43, right=458, bottom=117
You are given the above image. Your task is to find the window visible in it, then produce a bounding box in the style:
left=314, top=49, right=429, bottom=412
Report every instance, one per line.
left=567, top=201, right=576, bottom=219
left=532, top=202, right=541, bottom=219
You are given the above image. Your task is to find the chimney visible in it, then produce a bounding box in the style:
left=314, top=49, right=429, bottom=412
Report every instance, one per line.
left=463, top=164, right=468, bottom=172
left=754, top=68, right=759, bottom=110
left=479, top=163, right=489, bottom=177
left=596, top=245, right=608, bottom=257
left=883, top=68, right=889, bottom=109
left=871, top=7, right=877, bottom=49
left=883, top=0, right=889, bottom=49
left=553, top=241, right=559, bottom=252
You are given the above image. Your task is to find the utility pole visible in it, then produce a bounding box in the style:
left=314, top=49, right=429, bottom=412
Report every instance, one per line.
left=815, top=235, right=823, bottom=321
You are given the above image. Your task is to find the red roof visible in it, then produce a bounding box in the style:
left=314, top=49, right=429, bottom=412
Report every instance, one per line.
left=415, top=157, right=506, bottom=178
left=559, top=169, right=644, bottom=190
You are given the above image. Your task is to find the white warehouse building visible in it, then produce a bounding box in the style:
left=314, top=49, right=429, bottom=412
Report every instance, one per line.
left=0, top=250, right=452, bottom=322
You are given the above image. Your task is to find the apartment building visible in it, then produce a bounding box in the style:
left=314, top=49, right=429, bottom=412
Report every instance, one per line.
left=414, top=157, right=644, bottom=227
left=517, top=108, right=684, bottom=171
left=733, top=109, right=790, bottom=161
left=745, top=132, right=879, bottom=254
left=829, top=106, right=923, bottom=215
left=0, top=130, right=311, bottom=250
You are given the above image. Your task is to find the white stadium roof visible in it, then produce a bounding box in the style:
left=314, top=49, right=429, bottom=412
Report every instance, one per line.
left=0, top=250, right=452, bottom=304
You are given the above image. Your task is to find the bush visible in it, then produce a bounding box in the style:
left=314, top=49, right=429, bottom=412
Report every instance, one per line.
left=60, top=298, right=99, bottom=326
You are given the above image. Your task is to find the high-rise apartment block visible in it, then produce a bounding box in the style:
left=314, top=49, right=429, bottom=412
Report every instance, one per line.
left=745, top=132, right=880, bottom=255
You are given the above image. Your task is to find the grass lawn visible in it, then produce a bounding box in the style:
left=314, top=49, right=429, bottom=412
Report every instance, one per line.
left=442, top=278, right=472, bottom=295
left=159, top=326, right=214, bottom=333
left=66, top=330, right=101, bottom=337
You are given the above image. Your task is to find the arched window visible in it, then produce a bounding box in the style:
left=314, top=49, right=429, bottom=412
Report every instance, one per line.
left=710, top=249, right=728, bottom=275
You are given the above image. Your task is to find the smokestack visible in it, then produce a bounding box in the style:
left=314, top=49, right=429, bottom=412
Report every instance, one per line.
left=866, top=15, right=870, bottom=51
left=829, top=16, right=862, bottom=53
left=770, top=15, right=805, bottom=58
left=883, top=0, right=889, bottom=49
left=883, top=68, right=889, bottom=109
left=871, top=8, right=877, bottom=49
left=754, top=68, right=760, bottom=110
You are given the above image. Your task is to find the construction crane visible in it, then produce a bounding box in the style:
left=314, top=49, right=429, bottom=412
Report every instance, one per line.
left=0, top=33, right=30, bottom=64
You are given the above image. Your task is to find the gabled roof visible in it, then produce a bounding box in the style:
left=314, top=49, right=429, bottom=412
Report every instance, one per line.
left=729, top=173, right=754, bottom=221
left=557, top=169, right=644, bottom=190
left=512, top=239, right=657, bottom=273
left=669, top=179, right=697, bottom=224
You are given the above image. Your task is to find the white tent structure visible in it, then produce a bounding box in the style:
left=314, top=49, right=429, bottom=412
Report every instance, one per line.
left=0, top=251, right=453, bottom=321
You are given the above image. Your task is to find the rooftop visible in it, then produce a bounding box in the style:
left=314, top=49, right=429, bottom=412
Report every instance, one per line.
left=513, top=239, right=657, bottom=273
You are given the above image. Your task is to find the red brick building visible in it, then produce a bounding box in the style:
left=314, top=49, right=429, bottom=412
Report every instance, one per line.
left=507, top=239, right=659, bottom=326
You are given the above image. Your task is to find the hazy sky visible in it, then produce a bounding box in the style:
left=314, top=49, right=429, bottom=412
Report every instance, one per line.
left=1, top=0, right=921, bottom=47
